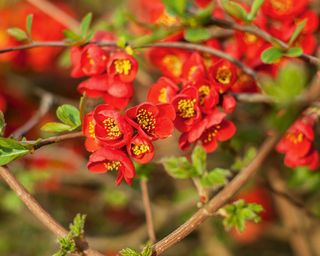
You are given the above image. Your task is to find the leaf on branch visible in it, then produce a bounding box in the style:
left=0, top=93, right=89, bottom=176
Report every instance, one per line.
left=222, top=199, right=263, bottom=232
left=221, top=0, right=248, bottom=21
left=162, top=0, right=186, bottom=16
left=56, top=104, right=81, bottom=128
left=119, top=248, right=141, bottom=256
left=261, top=47, right=283, bottom=64
left=200, top=168, right=231, bottom=188
left=80, top=12, right=93, bottom=39
left=288, top=19, right=306, bottom=46
left=162, top=156, right=198, bottom=179
left=232, top=147, right=257, bottom=171
left=41, top=122, right=73, bottom=133
left=69, top=213, right=86, bottom=238
left=191, top=145, right=207, bottom=175
left=284, top=47, right=303, bottom=57
left=26, top=14, right=33, bottom=38
left=7, top=27, right=28, bottom=41
left=184, top=27, right=210, bottom=43
left=247, top=0, right=264, bottom=21
left=0, top=138, right=30, bottom=165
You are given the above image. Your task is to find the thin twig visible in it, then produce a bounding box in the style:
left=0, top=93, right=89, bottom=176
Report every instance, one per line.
left=10, top=92, right=53, bottom=139
left=0, top=166, right=104, bottom=256
left=26, top=0, right=80, bottom=32
left=140, top=179, right=157, bottom=243
left=209, top=17, right=320, bottom=66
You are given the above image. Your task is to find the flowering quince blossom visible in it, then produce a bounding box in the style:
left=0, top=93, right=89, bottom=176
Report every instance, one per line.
left=276, top=117, right=319, bottom=170
left=147, top=76, right=179, bottom=104
left=88, top=148, right=135, bottom=186
left=127, top=134, right=154, bottom=164
left=125, top=102, right=176, bottom=140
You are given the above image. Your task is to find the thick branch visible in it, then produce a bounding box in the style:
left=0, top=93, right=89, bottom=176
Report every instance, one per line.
left=0, top=166, right=104, bottom=256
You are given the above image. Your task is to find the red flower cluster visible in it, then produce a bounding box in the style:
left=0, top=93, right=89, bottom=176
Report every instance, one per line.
left=83, top=103, right=175, bottom=185
left=147, top=52, right=237, bottom=153
left=71, top=33, right=138, bottom=110
left=276, top=116, right=319, bottom=170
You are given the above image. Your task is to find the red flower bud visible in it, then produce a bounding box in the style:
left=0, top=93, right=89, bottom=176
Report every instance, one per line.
left=222, top=95, right=237, bottom=113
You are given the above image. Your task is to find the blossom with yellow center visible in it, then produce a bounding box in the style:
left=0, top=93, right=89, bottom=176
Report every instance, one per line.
left=216, top=66, right=232, bottom=84
left=178, top=99, right=196, bottom=118
left=103, top=117, right=121, bottom=137
left=163, top=55, right=182, bottom=77
left=136, top=109, right=156, bottom=132
left=132, top=144, right=150, bottom=156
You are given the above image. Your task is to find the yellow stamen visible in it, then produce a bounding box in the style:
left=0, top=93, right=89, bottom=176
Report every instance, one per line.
left=162, top=55, right=182, bottom=77
left=198, top=85, right=210, bottom=104
left=270, top=0, right=293, bottom=13
left=158, top=88, right=168, bottom=103
left=216, top=65, right=232, bottom=85
left=132, top=144, right=150, bottom=156
left=102, top=117, right=121, bottom=137
left=114, top=59, right=132, bottom=75
left=136, top=109, right=156, bottom=132
left=104, top=161, right=121, bottom=171
left=178, top=99, right=196, bottom=118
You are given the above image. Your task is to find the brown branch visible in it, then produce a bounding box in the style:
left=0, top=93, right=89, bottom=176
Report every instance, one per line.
left=0, top=166, right=104, bottom=256
left=209, top=17, right=320, bottom=66
left=152, top=134, right=279, bottom=255
left=140, top=180, right=156, bottom=243
left=268, top=169, right=313, bottom=256
left=25, top=0, right=80, bottom=32
left=32, top=131, right=84, bottom=150
left=10, top=92, right=53, bottom=139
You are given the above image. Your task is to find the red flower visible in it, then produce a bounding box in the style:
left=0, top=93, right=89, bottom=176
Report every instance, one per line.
left=148, top=48, right=189, bottom=82
left=262, top=0, right=308, bottom=20
left=107, top=51, right=138, bottom=83
left=147, top=76, right=179, bottom=104
left=209, top=59, right=237, bottom=94
left=192, top=79, right=219, bottom=113
left=88, top=148, right=135, bottom=185
left=127, top=135, right=154, bottom=164
left=126, top=102, right=175, bottom=140
left=172, top=86, right=201, bottom=132
left=181, top=52, right=206, bottom=85
left=199, top=111, right=236, bottom=153
left=78, top=75, right=133, bottom=110
left=276, top=117, right=318, bottom=170
left=80, top=44, right=108, bottom=76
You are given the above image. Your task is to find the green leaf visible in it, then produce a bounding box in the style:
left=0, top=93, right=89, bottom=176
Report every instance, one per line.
left=63, top=30, right=82, bottom=43
left=184, top=27, right=210, bottom=43
left=261, top=47, right=283, bottom=64
left=162, top=0, right=186, bottom=16
left=141, top=244, right=152, bottom=256
left=201, top=168, right=230, bottom=188
left=56, top=104, right=81, bottom=128
left=191, top=145, right=206, bottom=175
left=80, top=12, right=92, bottom=38
left=41, top=122, right=73, bottom=133
left=288, top=19, right=306, bottom=46
left=221, top=0, right=248, bottom=21
left=284, top=47, right=303, bottom=57
left=232, top=147, right=257, bottom=171
left=247, top=0, right=264, bottom=21
left=26, top=14, right=33, bottom=37
left=0, top=138, right=30, bottom=165
left=223, top=200, right=263, bottom=232
left=162, top=156, right=197, bottom=179
left=69, top=213, right=86, bottom=237
left=0, top=112, right=6, bottom=136
left=7, top=27, right=28, bottom=41
left=119, top=248, right=140, bottom=256
left=194, top=2, right=215, bottom=23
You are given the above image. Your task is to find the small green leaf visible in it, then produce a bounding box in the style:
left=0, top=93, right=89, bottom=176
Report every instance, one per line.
left=119, top=248, right=140, bottom=256
left=247, top=0, right=264, bottom=21
left=194, top=2, right=215, bottom=23
left=69, top=213, right=86, bottom=237
left=80, top=12, right=92, bottom=38
left=223, top=200, right=263, bottom=232
left=162, top=0, right=186, bottom=16
left=141, top=244, right=152, bottom=256
left=261, top=47, right=283, bottom=64
left=201, top=168, right=230, bottom=188
left=232, top=147, right=257, bottom=171
left=162, top=156, right=197, bottom=179
left=221, top=0, right=248, bottom=21
left=56, top=104, right=81, bottom=128
left=284, top=47, right=303, bottom=57
left=184, top=27, right=210, bottom=43
left=26, top=14, right=33, bottom=37
left=191, top=145, right=206, bottom=175
left=63, top=30, right=82, bottom=43
left=0, top=138, right=30, bottom=165
left=7, top=27, right=28, bottom=41
left=288, top=19, right=306, bottom=46
left=0, top=112, right=6, bottom=136
left=41, top=122, right=73, bottom=133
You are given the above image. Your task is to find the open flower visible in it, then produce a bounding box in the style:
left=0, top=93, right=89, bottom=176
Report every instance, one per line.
left=107, top=51, right=138, bottom=83
left=181, top=52, right=206, bottom=86
left=80, top=44, right=108, bottom=76
left=127, top=135, right=154, bottom=164
left=172, top=86, right=201, bottom=132
left=147, top=76, right=179, bottom=104
left=262, top=0, right=308, bottom=20
left=88, top=148, right=135, bottom=185
left=126, top=102, right=175, bottom=140
left=209, top=59, right=237, bottom=94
